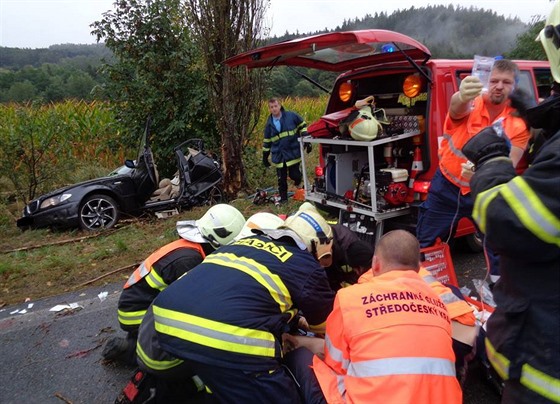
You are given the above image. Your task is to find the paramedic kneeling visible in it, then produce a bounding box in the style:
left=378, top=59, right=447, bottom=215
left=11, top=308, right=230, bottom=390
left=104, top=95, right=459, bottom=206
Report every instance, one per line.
left=286, top=230, right=462, bottom=404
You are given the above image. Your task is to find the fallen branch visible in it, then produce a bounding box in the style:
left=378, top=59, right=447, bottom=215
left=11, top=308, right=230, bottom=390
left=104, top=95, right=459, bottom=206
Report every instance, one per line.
left=72, top=262, right=140, bottom=289
left=1, top=229, right=119, bottom=254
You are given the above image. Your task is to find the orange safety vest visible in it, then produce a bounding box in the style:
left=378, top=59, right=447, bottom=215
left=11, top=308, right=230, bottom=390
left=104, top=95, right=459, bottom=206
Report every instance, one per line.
left=438, top=96, right=530, bottom=194
left=314, top=270, right=462, bottom=404
left=418, top=267, right=475, bottom=326
left=123, top=239, right=205, bottom=290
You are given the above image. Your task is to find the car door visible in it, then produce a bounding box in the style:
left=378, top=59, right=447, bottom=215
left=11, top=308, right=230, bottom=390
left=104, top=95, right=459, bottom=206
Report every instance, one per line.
left=131, top=121, right=158, bottom=202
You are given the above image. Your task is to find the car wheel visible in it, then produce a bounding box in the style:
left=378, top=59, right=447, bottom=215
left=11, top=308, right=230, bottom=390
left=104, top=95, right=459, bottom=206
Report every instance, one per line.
left=79, top=194, right=120, bottom=231
left=201, top=186, right=223, bottom=206
left=463, top=231, right=483, bottom=253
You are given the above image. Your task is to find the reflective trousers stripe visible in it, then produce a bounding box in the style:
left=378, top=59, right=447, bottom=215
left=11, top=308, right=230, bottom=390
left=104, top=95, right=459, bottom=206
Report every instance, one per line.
left=500, top=177, right=560, bottom=247
left=486, top=338, right=560, bottom=402
left=118, top=309, right=147, bottom=326
left=153, top=305, right=276, bottom=357
left=347, top=356, right=456, bottom=378
left=203, top=253, right=292, bottom=312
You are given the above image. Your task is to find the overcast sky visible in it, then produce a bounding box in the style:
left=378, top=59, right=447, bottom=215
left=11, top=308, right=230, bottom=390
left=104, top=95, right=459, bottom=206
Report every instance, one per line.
left=0, top=0, right=555, bottom=49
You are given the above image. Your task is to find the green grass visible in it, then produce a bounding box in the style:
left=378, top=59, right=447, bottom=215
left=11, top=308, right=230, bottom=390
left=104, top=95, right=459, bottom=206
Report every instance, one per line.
left=0, top=96, right=332, bottom=306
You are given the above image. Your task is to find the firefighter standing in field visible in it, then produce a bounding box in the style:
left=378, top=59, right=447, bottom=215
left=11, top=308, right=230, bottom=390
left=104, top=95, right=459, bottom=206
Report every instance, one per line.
left=102, top=204, right=245, bottom=364
left=416, top=59, right=531, bottom=283
left=262, top=97, right=311, bottom=203
left=461, top=3, right=560, bottom=401
left=135, top=208, right=335, bottom=403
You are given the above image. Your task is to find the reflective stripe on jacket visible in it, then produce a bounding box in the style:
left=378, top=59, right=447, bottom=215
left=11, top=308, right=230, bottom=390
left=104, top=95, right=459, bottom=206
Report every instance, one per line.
left=418, top=267, right=475, bottom=325
left=470, top=129, right=560, bottom=402
left=313, top=270, right=462, bottom=404
left=263, top=108, right=307, bottom=168
left=152, top=234, right=334, bottom=371
left=439, top=96, right=529, bottom=194
left=118, top=239, right=205, bottom=331
left=124, top=239, right=205, bottom=289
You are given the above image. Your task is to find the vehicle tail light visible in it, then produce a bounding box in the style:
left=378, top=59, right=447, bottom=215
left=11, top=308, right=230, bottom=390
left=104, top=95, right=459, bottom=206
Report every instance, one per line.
left=413, top=180, right=431, bottom=193
left=403, top=74, right=424, bottom=98
left=338, top=81, right=354, bottom=102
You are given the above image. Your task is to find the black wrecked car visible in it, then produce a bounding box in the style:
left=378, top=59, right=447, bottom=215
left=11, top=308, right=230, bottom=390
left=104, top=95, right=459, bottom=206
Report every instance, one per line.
left=16, top=123, right=223, bottom=231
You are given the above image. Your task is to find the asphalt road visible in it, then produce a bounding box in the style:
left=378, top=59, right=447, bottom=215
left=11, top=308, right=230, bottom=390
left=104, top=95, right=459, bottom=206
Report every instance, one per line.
left=0, top=246, right=501, bottom=404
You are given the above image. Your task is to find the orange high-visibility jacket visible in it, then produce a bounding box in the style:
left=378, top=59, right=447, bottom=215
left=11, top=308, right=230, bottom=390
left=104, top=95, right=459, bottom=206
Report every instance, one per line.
left=124, top=239, right=205, bottom=289
left=418, top=267, right=475, bottom=326
left=313, top=270, right=462, bottom=404
left=438, top=96, right=530, bottom=194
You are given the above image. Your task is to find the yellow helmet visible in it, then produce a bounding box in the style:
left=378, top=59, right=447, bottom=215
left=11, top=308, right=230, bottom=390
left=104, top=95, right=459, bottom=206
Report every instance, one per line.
left=177, top=204, right=245, bottom=248
left=283, top=209, right=333, bottom=261
left=233, top=212, right=285, bottom=241
left=537, top=0, right=560, bottom=82
left=348, top=107, right=382, bottom=141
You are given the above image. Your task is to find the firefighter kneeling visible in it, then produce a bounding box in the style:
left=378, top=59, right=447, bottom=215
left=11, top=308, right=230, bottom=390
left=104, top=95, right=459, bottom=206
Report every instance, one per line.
left=133, top=208, right=336, bottom=403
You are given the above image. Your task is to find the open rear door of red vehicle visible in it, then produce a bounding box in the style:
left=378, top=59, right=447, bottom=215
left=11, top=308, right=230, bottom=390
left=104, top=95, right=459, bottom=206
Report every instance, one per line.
left=224, top=29, right=431, bottom=72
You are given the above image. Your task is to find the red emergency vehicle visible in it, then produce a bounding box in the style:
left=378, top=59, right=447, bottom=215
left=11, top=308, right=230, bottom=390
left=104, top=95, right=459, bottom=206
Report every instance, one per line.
left=226, top=30, right=551, bottom=250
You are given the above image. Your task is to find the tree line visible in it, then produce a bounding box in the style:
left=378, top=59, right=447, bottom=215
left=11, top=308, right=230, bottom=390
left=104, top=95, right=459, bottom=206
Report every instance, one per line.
left=0, top=4, right=547, bottom=105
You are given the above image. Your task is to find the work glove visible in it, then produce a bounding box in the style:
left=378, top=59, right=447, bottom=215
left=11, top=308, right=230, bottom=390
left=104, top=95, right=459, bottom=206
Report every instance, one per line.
left=509, top=88, right=537, bottom=122
left=305, top=143, right=312, bottom=154
left=462, top=126, right=511, bottom=169
left=262, top=151, right=271, bottom=168
left=458, top=76, right=484, bottom=103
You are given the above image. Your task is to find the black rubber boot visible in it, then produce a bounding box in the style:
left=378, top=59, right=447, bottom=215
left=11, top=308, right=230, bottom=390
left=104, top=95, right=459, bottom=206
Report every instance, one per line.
left=102, top=336, right=129, bottom=360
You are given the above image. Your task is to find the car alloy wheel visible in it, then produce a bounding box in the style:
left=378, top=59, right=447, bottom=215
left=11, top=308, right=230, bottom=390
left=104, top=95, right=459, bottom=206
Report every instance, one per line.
left=79, top=194, right=120, bottom=231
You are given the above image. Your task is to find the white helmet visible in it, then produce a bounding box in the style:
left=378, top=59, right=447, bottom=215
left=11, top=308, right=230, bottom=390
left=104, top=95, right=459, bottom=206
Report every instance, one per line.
left=233, top=212, right=285, bottom=241
left=177, top=204, right=245, bottom=248
left=349, top=107, right=382, bottom=141
left=283, top=209, right=333, bottom=261
left=537, top=0, right=560, bottom=82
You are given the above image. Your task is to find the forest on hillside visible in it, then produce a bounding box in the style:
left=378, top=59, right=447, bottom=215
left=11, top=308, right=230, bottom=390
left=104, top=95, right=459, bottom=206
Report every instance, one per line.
left=0, top=4, right=546, bottom=103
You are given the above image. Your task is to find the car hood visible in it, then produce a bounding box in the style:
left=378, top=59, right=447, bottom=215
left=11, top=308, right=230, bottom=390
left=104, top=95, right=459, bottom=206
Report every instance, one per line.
left=34, top=174, right=130, bottom=201
left=224, top=29, right=431, bottom=72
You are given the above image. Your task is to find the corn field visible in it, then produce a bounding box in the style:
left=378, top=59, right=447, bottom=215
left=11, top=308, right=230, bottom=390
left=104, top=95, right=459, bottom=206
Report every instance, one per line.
left=0, top=101, right=130, bottom=203
left=0, top=96, right=327, bottom=227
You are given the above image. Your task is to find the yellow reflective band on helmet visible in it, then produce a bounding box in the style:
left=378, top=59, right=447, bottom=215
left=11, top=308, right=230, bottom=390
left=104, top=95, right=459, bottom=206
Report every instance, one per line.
left=136, top=340, right=183, bottom=371
left=203, top=253, right=292, bottom=312
left=521, top=363, right=560, bottom=403
left=500, top=177, right=560, bottom=247
left=153, top=305, right=276, bottom=357
left=473, top=184, right=503, bottom=233
left=485, top=338, right=510, bottom=381
left=145, top=269, right=168, bottom=291
left=118, top=309, right=147, bottom=326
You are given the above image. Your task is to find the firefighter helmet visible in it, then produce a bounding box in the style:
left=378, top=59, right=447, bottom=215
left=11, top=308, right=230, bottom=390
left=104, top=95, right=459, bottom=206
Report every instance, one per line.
left=233, top=212, right=285, bottom=241
left=537, top=0, right=560, bottom=82
left=177, top=204, right=245, bottom=248
left=283, top=209, right=333, bottom=261
left=349, top=107, right=382, bottom=141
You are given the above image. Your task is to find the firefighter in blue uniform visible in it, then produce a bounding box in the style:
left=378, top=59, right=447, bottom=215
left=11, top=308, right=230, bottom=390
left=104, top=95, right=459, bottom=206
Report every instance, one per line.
left=136, top=208, right=335, bottom=403
left=102, top=204, right=245, bottom=365
left=462, top=3, right=560, bottom=401
left=262, top=97, right=310, bottom=202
